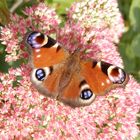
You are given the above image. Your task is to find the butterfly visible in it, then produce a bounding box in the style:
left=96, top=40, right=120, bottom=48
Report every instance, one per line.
left=25, top=31, right=129, bottom=107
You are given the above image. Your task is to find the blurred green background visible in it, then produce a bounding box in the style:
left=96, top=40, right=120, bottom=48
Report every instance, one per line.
left=0, top=0, right=140, bottom=83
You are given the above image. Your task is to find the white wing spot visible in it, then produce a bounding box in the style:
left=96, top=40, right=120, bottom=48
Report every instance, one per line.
left=106, top=79, right=110, bottom=84
left=37, top=55, right=41, bottom=58
left=80, top=84, right=90, bottom=91
left=41, top=35, right=48, bottom=46
left=97, top=62, right=101, bottom=68
left=35, top=49, right=41, bottom=52
left=53, top=43, right=59, bottom=48
left=101, top=82, right=105, bottom=86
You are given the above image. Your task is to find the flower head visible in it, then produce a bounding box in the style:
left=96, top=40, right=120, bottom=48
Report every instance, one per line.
left=59, top=0, right=124, bottom=63
left=0, top=1, right=140, bottom=140
left=0, top=3, right=60, bottom=62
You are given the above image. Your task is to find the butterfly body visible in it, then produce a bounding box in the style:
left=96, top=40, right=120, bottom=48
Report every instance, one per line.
left=25, top=31, right=129, bottom=107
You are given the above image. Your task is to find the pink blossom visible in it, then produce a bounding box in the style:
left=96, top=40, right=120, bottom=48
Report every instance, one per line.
left=59, top=0, right=124, bottom=64
left=0, top=1, right=140, bottom=140
left=0, top=3, right=60, bottom=62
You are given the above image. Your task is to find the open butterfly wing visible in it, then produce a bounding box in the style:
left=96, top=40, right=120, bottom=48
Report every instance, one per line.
left=25, top=31, right=69, bottom=68
left=25, top=32, right=69, bottom=98
left=58, top=72, right=96, bottom=107
left=80, top=60, right=129, bottom=96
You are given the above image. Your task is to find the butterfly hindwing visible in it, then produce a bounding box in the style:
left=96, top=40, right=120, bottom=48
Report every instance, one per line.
left=30, top=64, right=64, bottom=98
left=80, top=60, right=129, bottom=96
left=56, top=53, right=97, bottom=107
left=58, top=73, right=96, bottom=107
left=57, top=58, right=128, bottom=107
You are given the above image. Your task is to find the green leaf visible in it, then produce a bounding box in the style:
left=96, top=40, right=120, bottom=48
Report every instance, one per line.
left=8, top=58, right=27, bottom=68
left=14, top=1, right=38, bottom=16
left=0, top=0, right=10, bottom=25
left=16, top=75, right=23, bottom=81
left=0, top=43, right=5, bottom=54
left=119, top=29, right=140, bottom=82
left=130, top=33, right=140, bottom=57
left=12, top=80, right=21, bottom=88
left=46, top=0, right=75, bottom=15
left=126, top=44, right=135, bottom=59
left=119, top=42, right=135, bottom=73
left=12, top=75, right=23, bottom=88
left=115, top=122, right=122, bottom=131
left=129, top=0, right=140, bottom=32
left=0, top=44, right=10, bottom=73
left=134, top=134, right=140, bottom=140
left=118, top=0, right=132, bottom=21
left=47, top=0, right=53, bottom=3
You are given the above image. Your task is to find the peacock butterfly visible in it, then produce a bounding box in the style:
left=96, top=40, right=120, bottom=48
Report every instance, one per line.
left=24, top=31, right=129, bottom=107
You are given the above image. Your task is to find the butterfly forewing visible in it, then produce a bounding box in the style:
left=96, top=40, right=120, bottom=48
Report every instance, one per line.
left=25, top=31, right=69, bottom=68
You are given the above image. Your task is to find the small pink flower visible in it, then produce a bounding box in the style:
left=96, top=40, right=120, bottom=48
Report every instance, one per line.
left=0, top=1, right=140, bottom=140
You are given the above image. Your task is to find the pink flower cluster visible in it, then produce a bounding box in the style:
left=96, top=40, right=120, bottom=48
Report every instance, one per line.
left=0, top=3, right=60, bottom=62
left=59, top=0, right=124, bottom=64
left=0, top=1, right=140, bottom=140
